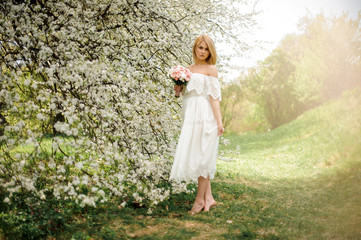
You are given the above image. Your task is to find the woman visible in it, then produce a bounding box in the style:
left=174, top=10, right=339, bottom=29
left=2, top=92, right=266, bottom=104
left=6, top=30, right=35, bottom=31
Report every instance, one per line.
left=170, top=35, right=224, bottom=214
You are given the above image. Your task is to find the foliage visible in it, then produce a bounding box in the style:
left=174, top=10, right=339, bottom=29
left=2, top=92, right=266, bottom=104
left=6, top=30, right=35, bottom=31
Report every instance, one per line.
left=220, top=82, right=242, bottom=131
left=296, top=13, right=361, bottom=100
left=220, top=80, right=269, bottom=133
left=244, top=45, right=301, bottom=129
left=0, top=1, right=257, bottom=237
left=242, top=12, right=361, bottom=130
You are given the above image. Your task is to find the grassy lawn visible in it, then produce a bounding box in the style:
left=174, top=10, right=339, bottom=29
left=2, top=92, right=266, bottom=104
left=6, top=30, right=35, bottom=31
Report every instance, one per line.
left=51, top=90, right=361, bottom=240
left=2, top=90, right=359, bottom=240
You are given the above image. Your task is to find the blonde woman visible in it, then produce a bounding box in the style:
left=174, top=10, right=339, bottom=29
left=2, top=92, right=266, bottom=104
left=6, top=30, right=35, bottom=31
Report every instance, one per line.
left=170, top=35, right=224, bottom=214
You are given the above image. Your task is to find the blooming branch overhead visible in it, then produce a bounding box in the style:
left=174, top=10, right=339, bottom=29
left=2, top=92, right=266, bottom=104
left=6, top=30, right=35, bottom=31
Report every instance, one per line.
left=0, top=0, right=256, bottom=208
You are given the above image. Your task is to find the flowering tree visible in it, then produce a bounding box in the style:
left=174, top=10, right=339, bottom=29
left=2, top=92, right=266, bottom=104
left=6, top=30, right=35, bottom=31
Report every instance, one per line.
left=0, top=0, right=256, bottom=209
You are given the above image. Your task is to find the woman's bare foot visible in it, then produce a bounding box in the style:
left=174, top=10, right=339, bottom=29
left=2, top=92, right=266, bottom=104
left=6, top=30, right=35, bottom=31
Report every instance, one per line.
left=204, top=198, right=216, bottom=212
left=190, top=199, right=204, bottom=214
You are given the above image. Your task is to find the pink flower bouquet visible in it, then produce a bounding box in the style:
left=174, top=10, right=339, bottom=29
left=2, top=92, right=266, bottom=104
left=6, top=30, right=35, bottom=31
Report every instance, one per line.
left=168, top=65, right=191, bottom=97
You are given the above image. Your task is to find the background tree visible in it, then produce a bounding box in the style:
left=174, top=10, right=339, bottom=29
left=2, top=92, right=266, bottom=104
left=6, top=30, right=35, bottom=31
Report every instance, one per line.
left=244, top=42, right=300, bottom=129
left=0, top=0, right=257, bottom=211
left=296, top=13, right=361, bottom=100
left=239, top=12, right=361, bottom=130
left=221, top=82, right=243, bottom=130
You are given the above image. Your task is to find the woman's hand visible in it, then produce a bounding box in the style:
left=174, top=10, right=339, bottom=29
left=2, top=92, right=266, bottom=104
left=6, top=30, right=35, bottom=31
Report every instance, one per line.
left=174, top=85, right=183, bottom=97
left=174, top=85, right=183, bottom=92
left=217, top=123, right=224, bottom=136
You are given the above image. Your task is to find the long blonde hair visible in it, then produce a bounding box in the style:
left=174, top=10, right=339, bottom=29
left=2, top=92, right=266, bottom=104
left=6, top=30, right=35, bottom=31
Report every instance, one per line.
left=192, top=35, right=217, bottom=65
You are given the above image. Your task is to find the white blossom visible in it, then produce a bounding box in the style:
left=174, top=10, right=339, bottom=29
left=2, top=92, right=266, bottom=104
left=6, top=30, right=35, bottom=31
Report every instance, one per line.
left=0, top=0, right=256, bottom=209
left=36, top=113, right=45, bottom=121
left=75, top=162, right=83, bottom=170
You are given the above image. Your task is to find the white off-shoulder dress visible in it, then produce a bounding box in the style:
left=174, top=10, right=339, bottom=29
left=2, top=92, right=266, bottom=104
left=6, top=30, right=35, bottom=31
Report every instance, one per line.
left=170, top=73, right=222, bottom=182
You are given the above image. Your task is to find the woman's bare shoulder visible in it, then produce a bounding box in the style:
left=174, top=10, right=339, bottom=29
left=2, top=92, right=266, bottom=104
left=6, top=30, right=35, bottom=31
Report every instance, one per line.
left=206, top=65, right=218, bottom=78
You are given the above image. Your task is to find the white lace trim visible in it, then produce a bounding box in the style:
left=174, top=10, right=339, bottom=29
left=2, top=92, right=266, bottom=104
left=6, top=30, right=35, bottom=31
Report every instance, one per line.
left=170, top=166, right=216, bottom=183
left=185, top=73, right=222, bottom=101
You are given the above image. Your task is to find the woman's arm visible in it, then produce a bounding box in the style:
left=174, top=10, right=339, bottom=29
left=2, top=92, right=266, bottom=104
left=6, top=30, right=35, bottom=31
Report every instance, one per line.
left=210, top=97, right=224, bottom=136
left=207, top=65, right=223, bottom=136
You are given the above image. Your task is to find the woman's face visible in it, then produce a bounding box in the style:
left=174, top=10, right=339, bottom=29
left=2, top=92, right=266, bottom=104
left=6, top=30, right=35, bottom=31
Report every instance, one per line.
left=195, top=41, right=210, bottom=61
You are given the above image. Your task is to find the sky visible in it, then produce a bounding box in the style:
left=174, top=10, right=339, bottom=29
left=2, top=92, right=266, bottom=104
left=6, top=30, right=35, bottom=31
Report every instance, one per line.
left=225, top=0, right=361, bottom=80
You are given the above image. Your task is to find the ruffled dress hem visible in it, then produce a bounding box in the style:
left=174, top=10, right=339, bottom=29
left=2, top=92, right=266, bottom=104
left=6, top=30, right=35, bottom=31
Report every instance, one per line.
left=170, top=170, right=216, bottom=183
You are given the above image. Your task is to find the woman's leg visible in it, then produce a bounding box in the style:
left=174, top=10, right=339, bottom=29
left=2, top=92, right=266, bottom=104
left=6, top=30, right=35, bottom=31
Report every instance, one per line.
left=191, top=176, right=208, bottom=213
left=204, top=177, right=216, bottom=211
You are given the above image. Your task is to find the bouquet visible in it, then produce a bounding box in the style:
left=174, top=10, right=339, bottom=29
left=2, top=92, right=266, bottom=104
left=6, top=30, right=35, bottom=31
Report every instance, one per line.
left=168, top=65, right=192, bottom=97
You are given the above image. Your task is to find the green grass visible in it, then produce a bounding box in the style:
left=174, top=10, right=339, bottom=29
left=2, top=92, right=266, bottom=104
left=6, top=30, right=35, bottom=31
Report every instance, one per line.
left=11, top=89, right=361, bottom=239
left=214, top=89, right=361, bottom=239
